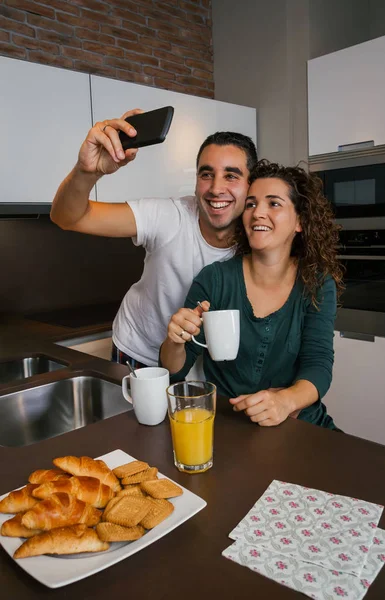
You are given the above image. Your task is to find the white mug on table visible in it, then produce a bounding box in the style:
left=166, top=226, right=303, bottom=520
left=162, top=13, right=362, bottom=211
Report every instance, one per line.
left=122, top=367, right=169, bottom=426
left=192, top=309, right=240, bottom=361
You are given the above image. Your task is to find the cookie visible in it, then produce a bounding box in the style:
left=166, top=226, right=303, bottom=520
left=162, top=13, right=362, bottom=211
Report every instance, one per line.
left=113, top=461, right=149, bottom=479
left=96, top=522, right=145, bottom=542
left=140, top=498, right=174, bottom=529
left=117, top=485, right=145, bottom=498
left=121, top=467, right=158, bottom=486
left=105, top=496, right=151, bottom=527
left=140, top=479, right=183, bottom=499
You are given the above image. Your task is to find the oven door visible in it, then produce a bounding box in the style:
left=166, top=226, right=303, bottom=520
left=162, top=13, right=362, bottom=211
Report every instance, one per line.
left=340, top=254, right=385, bottom=312
left=317, top=163, right=385, bottom=219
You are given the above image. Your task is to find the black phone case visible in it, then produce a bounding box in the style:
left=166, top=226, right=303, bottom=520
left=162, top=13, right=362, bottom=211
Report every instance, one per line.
left=118, top=106, right=174, bottom=150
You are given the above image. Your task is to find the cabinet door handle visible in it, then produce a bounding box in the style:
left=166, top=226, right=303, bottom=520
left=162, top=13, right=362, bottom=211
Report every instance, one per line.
left=339, top=331, right=375, bottom=342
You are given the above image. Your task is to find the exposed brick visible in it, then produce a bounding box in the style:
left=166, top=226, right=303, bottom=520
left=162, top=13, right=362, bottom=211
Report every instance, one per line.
left=147, top=11, right=206, bottom=33
left=80, top=8, right=121, bottom=26
left=160, top=59, right=190, bottom=76
left=116, top=69, right=153, bottom=85
left=147, top=19, right=184, bottom=39
left=138, top=5, right=188, bottom=22
left=144, top=65, right=175, bottom=80
left=62, top=46, right=104, bottom=65
left=0, top=41, right=26, bottom=57
left=171, top=41, right=212, bottom=61
left=121, top=20, right=154, bottom=38
left=123, top=49, right=158, bottom=66
left=73, top=61, right=116, bottom=77
left=75, top=28, right=115, bottom=45
left=116, top=38, right=153, bottom=55
left=113, top=7, right=146, bottom=25
left=5, top=0, right=55, bottom=19
left=178, top=1, right=210, bottom=16
left=0, top=4, right=26, bottom=20
left=70, top=0, right=110, bottom=14
left=83, top=41, right=124, bottom=58
left=105, top=55, right=142, bottom=71
left=38, top=0, right=79, bottom=15
left=108, top=0, right=140, bottom=13
left=176, top=74, right=209, bottom=88
left=192, top=67, right=211, bottom=80
left=185, top=57, right=213, bottom=72
left=27, top=14, right=73, bottom=36
left=37, top=29, right=82, bottom=48
left=158, top=31, right=210, bottom=51
left=154, top=76, right=212, bottom=98
left=12, top=33, right=59, bottom=54
left=0, top=30, right=10, bottom=42
left=28, top=50, right=73, bottom=68
left=153, top=49, right=184, bottom=65
left=100, top=25, right=137, bottom=42
left=61, top=15, right=100, bottom=31
left=0, top=15, right=35, bottom=37
left=139, top=36, right=171, bottom=51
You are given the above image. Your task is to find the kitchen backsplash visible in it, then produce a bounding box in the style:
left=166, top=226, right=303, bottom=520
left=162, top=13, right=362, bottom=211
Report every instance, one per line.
left=0, top=215, right=144, bottom=316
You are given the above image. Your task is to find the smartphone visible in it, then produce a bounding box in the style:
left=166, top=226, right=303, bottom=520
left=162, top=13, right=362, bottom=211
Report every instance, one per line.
left=118, top=106, right=174, bottom=150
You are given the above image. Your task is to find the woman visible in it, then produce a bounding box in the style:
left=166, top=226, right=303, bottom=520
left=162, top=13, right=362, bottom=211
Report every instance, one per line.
left=160, top=160, right=344, bottom=429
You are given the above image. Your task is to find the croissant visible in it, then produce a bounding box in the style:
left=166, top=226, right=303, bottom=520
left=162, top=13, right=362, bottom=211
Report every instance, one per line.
left=14, top=524, right=109, bottom=558
left=28, top=469, right=70, bottom=484
left=0, top=484, right=40, bottom=514
left=21, top=492, right=102, bottom=530
left=53, top=456, right=121, bottom=492
left=32, top=476, right=115, bottom=508
left=1, top=513, right=41, bottom=538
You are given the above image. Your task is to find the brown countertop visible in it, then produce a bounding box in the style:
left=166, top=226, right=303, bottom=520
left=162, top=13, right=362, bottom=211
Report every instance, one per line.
left=2, top=312, right=385, bottom=598
left=2, top=402, right=385, bottom=598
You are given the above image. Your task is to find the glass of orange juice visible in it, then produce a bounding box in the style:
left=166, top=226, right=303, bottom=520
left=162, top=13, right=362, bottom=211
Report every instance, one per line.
left=166, top=381, right=216, bottom=474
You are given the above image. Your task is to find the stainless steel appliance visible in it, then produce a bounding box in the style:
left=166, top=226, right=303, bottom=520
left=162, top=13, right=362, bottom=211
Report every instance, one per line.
left=310, top=143, right=385, bottom=230
left=339, top=228, right=385, bottom=312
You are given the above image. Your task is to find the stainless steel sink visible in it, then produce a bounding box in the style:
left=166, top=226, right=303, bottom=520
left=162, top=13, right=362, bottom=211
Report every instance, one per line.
left=0, top=375, right=131, bottom=447
left=0, top=355, right=66, bottom=385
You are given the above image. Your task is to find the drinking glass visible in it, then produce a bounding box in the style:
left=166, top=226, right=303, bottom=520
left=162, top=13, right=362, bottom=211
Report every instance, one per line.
left=166, top=381, right=216, bottom=474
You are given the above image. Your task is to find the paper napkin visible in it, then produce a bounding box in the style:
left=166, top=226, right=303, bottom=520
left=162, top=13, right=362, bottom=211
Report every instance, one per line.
left=223, top=481, right=385, bottom=599
left=229, top=480, right=383, bottom=576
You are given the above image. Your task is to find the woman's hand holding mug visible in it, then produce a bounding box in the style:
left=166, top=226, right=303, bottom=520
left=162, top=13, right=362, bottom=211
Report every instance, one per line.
left=167, top=301, right=210, bottom=344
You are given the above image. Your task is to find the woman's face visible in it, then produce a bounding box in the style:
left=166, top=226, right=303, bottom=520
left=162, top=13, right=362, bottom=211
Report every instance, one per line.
left=242, top=177, right=302, bottom=253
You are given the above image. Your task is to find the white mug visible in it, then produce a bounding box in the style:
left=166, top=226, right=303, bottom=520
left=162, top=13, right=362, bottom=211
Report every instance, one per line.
left=192, top=309, right=240, bottom=361
left=122, top=367, right=169, bottom=426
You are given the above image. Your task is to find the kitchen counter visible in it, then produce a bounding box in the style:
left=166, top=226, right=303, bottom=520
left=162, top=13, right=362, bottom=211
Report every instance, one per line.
left=2, top=400, right=385, bottom=598
left=336, top=307, right=385, bottom=338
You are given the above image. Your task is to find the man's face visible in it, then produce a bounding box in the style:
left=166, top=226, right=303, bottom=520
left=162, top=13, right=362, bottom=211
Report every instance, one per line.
left=195, top=144, right=250, bottom=235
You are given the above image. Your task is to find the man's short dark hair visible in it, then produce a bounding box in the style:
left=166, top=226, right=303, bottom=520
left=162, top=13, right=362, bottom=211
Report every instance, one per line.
left=196, top=131, right=258, bottom=173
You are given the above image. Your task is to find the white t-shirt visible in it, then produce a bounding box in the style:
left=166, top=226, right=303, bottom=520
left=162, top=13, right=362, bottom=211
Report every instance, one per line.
left=112, top=196, right=234, bottom=366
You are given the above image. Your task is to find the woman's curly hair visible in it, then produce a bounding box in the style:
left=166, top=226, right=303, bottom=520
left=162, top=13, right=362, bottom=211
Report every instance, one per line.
left=232, top=159, right=345, bottom=307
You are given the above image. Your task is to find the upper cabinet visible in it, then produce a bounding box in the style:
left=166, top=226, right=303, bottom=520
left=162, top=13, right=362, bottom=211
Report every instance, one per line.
left=307, top=35, right=385, bottom=156
left=0, top=57, right=93, bottom=203
left=90, top=75, right=257, bottom=202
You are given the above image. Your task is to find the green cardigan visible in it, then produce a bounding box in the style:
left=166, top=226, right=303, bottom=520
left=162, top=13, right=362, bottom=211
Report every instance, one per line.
left=169, top=255, right=338, bottom=429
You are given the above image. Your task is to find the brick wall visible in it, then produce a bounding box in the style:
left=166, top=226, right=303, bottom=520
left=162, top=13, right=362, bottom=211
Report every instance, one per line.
left=0, top=0, right=213, bottom=98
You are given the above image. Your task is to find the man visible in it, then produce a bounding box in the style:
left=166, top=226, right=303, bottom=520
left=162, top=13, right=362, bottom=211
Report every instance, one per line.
left=51, top=109, right=257, bottom=367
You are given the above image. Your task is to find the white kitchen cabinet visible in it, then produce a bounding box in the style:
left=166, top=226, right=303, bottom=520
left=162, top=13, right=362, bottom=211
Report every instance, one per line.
left=90, top=75, right=257, bottom=202
left=307, top=35, right=385, bottom=156
left=323, top=331, right=385, bottom=444
left=0, top=56, right=95, bottom=203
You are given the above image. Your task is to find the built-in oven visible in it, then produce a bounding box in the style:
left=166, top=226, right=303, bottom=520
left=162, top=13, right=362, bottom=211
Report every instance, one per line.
left=339, top=229, right=385, bottom=312
left=310, top=143, right=385, bottom=229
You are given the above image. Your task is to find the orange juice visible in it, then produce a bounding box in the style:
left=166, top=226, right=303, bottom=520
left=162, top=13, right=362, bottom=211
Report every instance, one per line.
left=169, top=407, right=214, bottom=471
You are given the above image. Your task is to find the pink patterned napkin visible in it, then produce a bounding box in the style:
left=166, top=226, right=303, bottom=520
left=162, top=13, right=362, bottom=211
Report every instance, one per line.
left=222, top=528, right=385, bottom=600
left=229, top=480, right=383, bottom=576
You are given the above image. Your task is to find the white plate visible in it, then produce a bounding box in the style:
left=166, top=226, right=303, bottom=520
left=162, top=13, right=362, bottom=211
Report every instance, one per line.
left=0, top=449, right=207, bottom=588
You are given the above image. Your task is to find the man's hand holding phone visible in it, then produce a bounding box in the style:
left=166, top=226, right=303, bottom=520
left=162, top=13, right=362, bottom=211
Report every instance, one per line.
left=77, top=108, right=143, bottom=177
left=76, top=106, right=174, bottom=177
